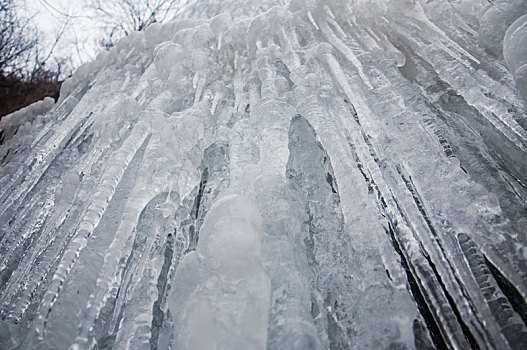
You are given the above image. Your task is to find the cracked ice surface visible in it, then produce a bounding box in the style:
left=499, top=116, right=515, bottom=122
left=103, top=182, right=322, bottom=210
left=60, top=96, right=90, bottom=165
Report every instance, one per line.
left=1, top=0, right=527, bottom=349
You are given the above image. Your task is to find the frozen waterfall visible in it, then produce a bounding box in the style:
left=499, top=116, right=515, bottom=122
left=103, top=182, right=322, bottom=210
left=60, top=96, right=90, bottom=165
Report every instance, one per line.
left=1, top=0, right=527, bottom=349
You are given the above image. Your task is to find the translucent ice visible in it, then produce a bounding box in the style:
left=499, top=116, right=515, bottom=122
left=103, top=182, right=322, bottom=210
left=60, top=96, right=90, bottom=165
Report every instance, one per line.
left=479, top=0, right=527, bottom=57
left=168, top=195, right=270, bottom=350
left=504, top=14, right=527, bottom=101
left=1, top=1, right=527, bottom=349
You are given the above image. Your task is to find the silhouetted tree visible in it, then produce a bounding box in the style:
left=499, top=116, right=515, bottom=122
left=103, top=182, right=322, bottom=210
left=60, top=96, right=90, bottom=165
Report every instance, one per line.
left=0, top=0, right=38, bottom=76
left=88, top=0, right=182, bottom=47
left=0, top=0, right=64, bottom=117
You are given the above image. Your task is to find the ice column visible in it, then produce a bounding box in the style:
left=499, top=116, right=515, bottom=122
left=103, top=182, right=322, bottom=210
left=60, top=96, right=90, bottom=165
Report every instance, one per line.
left=167, top=195, right=270, bottom=350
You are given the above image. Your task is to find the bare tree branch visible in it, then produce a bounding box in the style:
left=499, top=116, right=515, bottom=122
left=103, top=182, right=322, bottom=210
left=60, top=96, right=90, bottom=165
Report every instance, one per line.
left=30, top=14, right=70, bottom=82
left=86, top=0, right=183, bottom=48
left=0, top=0, right=38, bottom=76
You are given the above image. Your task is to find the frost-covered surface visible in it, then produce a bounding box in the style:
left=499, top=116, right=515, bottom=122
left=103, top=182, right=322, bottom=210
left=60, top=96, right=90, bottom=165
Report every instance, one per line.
left=504, top=13, right=527, bottom=102
left=0, top=97, right=55, bottom=145
left=1, top=0, right=527, bottom=349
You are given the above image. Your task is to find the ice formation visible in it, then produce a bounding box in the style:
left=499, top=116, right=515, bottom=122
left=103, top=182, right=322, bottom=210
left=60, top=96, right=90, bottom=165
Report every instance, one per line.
left=1, top=0, right=527, bottom=349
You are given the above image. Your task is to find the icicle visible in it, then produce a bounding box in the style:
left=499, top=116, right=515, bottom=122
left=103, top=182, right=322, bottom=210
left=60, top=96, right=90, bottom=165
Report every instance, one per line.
left=307, top=11, right=319, bottom=31
left=320, top=20, right=373, bottom=89
left=2, top=2, right=527, bottom=350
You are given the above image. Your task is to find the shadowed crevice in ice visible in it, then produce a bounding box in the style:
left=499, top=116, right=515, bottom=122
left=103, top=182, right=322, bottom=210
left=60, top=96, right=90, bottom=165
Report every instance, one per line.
left=183, top=141, right=230, bottom=253
left=149, top=231, right=174, bottom=350
left=186, top=168, right=208, bottom=252
left=458, top=233, right=527, bottom=349
left=93, top=188, right=179, bottom=350
left=424, top=253, right=480, bottom=350
left=395, top=164, right=481, bottom=349
left=146, top=141, right=230, bottom=348
left=1, top=1, right=527, bottom=348
left=386, top=223, right=447, bottom=350
left=485, top=258, right=527, bottom=328
left=396, top=41, right=527, bottom=235
left=285, top=114, right=352, bottom=349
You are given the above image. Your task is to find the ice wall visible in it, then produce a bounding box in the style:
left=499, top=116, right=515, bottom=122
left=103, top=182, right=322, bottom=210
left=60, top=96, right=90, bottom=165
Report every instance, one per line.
left=1, top=0, right=527, bottom=349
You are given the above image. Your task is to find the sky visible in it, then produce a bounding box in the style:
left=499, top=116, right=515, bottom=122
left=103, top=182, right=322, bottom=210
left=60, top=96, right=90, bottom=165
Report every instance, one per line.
left=22, top=0, right=105, bottom=75
left=22, top=0, right=188, bottom=77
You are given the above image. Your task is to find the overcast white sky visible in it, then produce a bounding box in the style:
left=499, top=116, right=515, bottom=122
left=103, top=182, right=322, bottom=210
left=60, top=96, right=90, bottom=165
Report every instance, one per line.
left=22, top=0, right=110, bottom=75
left=21, top=0, right=188, bottom=76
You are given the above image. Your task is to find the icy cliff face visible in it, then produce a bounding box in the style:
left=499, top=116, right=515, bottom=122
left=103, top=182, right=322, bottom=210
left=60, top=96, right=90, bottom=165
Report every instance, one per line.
left=1, top=0, right=527, bottom=349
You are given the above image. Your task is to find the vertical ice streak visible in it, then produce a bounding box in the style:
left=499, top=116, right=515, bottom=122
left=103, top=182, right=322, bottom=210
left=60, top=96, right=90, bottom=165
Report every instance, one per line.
left=1, top=1, right=527, bottom=350
left=167, top=195, right=270, bottom=350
